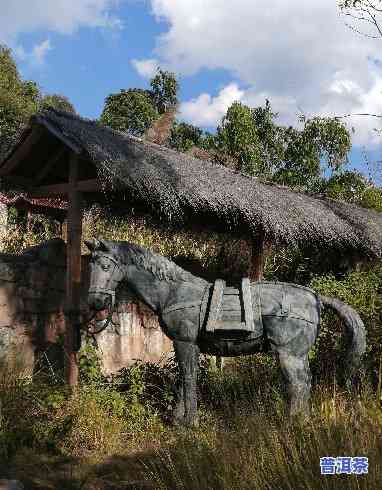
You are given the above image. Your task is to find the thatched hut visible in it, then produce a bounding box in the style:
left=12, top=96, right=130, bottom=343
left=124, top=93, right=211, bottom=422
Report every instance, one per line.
left=0, top=108, right=381, bottom=384
left=2, top=108, right=381, bottom=258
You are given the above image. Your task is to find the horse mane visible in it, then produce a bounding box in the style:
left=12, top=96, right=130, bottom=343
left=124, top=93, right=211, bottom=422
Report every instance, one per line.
left=105, top=240, right=202, bottom=284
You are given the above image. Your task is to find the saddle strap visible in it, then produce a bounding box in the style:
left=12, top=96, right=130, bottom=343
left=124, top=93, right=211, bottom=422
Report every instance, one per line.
left=205, top=279, right=226, bottom=332
left=162, top=300, right=202, bottom=315
left=251, top=282, right=263, bottom=333
left=162, top=284, right=211, bottom=317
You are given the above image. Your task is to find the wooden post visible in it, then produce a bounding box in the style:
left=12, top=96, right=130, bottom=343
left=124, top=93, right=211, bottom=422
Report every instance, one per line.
left=59, top=220, right=63, bottom=238
left=65, top=153, right=83, bottom=386
left=248, top=233, right=266, bottom=281
left=27, top=210, right=32, bottom=232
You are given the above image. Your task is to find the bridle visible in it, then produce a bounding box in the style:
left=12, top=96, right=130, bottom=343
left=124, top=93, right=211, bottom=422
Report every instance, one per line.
left=88, top=254, right=124, bottom=308
left=84, top=253, right=125, bottom=339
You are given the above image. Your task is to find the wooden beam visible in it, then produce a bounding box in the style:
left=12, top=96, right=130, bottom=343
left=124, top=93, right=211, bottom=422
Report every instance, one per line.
left=31, top=182, right=70, bottom=196
left=3, top=176, right=35, bottom=188
left=248, top=233, right=267, bottom=281
left=35, top=116, right=82, bottom=154
left=0, top=127, right=43, bottom=176
left=77, top=178, right=100, bottom=192
left=65, top=153, right=83, bottom=387
left=31, top=179, right=100, bottom=197
left=35, top=147, right=67, bottom=184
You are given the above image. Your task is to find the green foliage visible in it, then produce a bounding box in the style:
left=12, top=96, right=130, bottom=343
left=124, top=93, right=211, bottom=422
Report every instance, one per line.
left=169, top=121, right=203, bottom=152
left=0, top=366, right=130, bottom=459
left=310, top=267, right=382, bottom=385
left=39, top=94, right=76, bottom=114
left=99, top=68, right=179, bottom=136
left=150, top=68, right=179, bottom=114
left=303, top=116, right=351, bottom=171
left=100, top=88, right=158, bottom=136
left=0, top=212, right=60, bottom=254
left=323, top=169, right=382, bottom=212
left=0, top=45, right=40, bottom=159
left=213, top=99, right=352, bottom=188
left=360, top=185, right=382, bottom=211
left=199, top=354, right=285, bottom=412
left=56, top=387, right=126, bottom=457
left=0, top=44, right=76, bottom=161
left=216, top=101, right=262, bottom=175
left=250, top=99, right=285, bottom=178
left=111, top=359, right=178, bottom=416
left=272, top=117, right=351, bottom=189
left=78, top=343, right=105, bottom=385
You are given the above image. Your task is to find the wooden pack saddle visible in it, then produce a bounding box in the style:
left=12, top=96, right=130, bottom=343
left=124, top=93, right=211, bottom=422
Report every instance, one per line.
left=201, top=278, right=263, bottom=337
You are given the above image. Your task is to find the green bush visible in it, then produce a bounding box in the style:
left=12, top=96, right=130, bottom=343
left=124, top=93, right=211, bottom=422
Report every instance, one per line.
left=310, top=266, right=382, bottom=388
left=78, top=343, right=106, bottom=385
left=111, top=358, right=178, bottom=418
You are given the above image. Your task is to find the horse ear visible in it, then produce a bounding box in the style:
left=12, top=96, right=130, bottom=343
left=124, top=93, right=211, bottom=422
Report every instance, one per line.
left=84, top=239, right=109, bottom=252
left=84, top=239, right=96, bottom=251
left=98, top=239, right=110, bottom=252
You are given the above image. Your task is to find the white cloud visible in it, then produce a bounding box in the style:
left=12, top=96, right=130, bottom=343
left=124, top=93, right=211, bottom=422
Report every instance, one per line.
left=179, top=83, right=244, bottom=126
left=148, top=0, right=382, bottom=145
left=31, top=39, right=52, bottom=65
left=13, top=45, right=27, bottom=61
left=131, top=58, right=159, bottom=78
left=13, top=39, right=52, bottom=67
left=0, top=0, right=123, bottom=44
left=336, top=77, right=382, bottom=146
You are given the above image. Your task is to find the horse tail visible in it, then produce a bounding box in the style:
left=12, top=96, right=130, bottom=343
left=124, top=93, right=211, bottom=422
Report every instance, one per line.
left=318, top=295, right=367, bottom=386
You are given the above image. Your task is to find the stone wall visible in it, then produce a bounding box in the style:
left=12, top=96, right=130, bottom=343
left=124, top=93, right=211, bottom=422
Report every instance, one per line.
left=0, top=202, right=7, bottom=240
left=0, top=239, right=173, bottom=376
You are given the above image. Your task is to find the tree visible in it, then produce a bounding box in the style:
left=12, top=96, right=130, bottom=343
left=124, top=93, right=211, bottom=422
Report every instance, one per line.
left=211, top=100, right=352, bottom=187
left=0, top=45, right=76, bottom=160
left=339, top=0, right=382, bottom=38
left=40, top=94, right=76, bottom=114
left=150, top=69, right=179, bottom=114
left=100, top=69, right=179, bottom=137
left=0, top=45, right=40, bottom=159
left=250, top=100, right=285, bottom=178
left=323, top=169, right=382, bottom=211
left=169, top=121, right=203, bottom=152
left=273, top=116, right=351, bottom=189
left=100, top=88, right=158, bottom=136
left=215, top=102, right=262, bottom=175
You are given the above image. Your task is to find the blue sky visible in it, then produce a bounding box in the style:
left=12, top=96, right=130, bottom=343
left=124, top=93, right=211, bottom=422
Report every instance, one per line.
left=1, top=0, right=382, bottom=183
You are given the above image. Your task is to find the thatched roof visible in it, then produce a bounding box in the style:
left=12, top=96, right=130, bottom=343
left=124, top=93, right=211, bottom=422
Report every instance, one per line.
left=0, top=192, right=67, bottom=213
left=2, top=108, right=382, bottom=258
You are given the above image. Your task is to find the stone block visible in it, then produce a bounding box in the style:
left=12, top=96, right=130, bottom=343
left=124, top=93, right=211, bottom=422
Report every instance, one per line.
left=0, top=480, right=24, bottom=490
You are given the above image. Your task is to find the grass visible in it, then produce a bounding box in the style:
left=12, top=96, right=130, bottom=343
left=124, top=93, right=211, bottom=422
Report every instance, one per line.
left=0, top=357, right=381, bottom=490
left=0, top=209, right=381, bottom=488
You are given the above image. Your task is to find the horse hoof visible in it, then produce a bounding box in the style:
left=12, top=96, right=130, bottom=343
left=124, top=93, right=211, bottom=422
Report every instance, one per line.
left=171, top=414, right=185, bottom=427
left=184, top=417, right=199, bottom=429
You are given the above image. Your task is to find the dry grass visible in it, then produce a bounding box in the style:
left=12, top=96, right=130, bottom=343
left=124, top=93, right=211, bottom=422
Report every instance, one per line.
left=0, top=368, right=380, bottom=489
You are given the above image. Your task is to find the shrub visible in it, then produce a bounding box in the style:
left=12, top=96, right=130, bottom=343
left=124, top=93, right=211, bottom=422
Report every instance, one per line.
left=57, top=386, right=126, bottom=457
left=310, top=266, right=382, bottom=388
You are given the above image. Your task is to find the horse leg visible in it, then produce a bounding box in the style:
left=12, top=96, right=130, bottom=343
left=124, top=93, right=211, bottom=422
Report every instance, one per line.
left=172, top=372, right=185, bottom=424
left=174, top=340, right=200, bottom=427
left=277, top=349, right=312, bottom=417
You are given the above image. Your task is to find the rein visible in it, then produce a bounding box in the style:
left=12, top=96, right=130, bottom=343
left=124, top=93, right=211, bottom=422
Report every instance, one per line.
left=84, top=254, right=124, bottom=344
left=88, top=254, right=123, bottom=308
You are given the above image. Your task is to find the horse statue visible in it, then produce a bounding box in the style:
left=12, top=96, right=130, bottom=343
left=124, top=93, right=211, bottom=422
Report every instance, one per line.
left=85, top=239, right=366, bottom=427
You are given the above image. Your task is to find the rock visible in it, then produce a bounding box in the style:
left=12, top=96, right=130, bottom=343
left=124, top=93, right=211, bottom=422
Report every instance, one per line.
left=0, top=326, right=17, bottom=362
left=81, top=478, right=108, bottom=490
left=0, top=480, right=24, bottom=490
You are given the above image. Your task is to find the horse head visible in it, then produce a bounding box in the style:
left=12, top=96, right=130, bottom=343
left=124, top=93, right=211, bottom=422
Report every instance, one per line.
left=85, top=238, right=125, bottom=311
